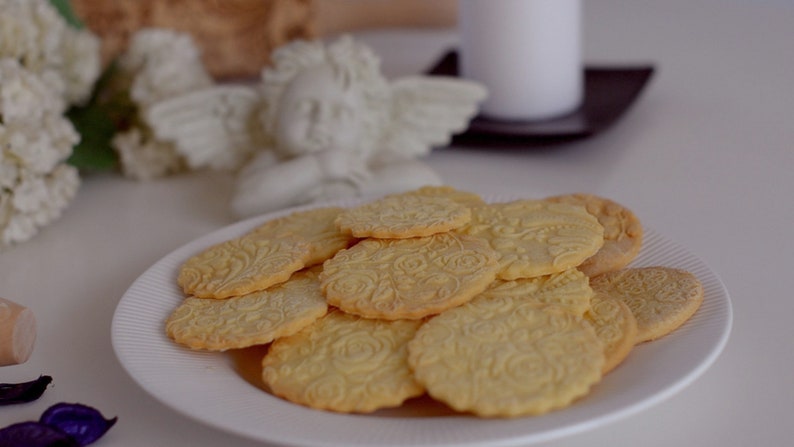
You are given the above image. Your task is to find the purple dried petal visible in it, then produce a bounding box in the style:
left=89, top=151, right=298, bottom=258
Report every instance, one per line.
left=0, top=376, right=53, bottom=406
left=0, top=421, right=79, bottom=447
left=39, top=403, right=116, bottom=447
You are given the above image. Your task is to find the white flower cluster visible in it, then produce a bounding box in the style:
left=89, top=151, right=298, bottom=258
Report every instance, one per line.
left=111, top=28, right=214, bottom=180
left=0, top=0, right=102, bottom=107
left=0, top=59, right=81, bottom=248
left=0, top=0, right=99, bottom=247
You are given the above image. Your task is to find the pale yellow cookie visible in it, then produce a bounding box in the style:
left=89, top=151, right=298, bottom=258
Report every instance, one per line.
left=248, top=206, right=358, bottom=266
left=334, top=194, right=471, bottom=239
left=166, top=269, right=327, bottom=351
left=320, top=232, right=499, bottom=320
left=545, top=193, right=643, bottom=276
left=458, top=200, right=605, bottom=280
left=262, top=309, right=425, bottom=413
left=585, top=293, right=638, bottom=374
left=408, top=299, right=604, bottom=418
left=177, top=233, right=311, bottom=299
left=590, top=267, right=704, bottom=343
left=395, top=185, right=486, bottom=208
left=480, top=268, right=594, bottom=316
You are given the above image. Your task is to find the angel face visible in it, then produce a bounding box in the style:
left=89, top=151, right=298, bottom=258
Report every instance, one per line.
left=274, top=64, right=365, bottom=157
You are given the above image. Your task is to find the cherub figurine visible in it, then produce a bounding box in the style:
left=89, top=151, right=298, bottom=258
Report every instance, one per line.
left=145, top=36, right=487, bottom=217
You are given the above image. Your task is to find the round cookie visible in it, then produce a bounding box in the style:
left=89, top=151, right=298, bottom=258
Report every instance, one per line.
left=458, top=199, right=605, bottom=280
left=334, top=194, right=471, bottom=239
left=408, top=299, right=604, bottom=418
left=480, top=268, right=594, bottom=316
left=545, top=193, right=643, bottom=276
left=248, top=206, right=358, bottom=266
left=320, top=232, right=499, bottom=320
left=589, top=267, right=703, bottom=343
left=394, top=185, right=486, bottom=208
left=166, top=269, right=327, bottom=351
left=262, top=310, right=424, bottom=413
left=585, top=293, right=638, bottom=374
left=177, top=232, right=311, bottom=299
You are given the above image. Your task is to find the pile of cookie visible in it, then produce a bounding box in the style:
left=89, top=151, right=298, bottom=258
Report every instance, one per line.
left=165, top=186, right=703, bottom=417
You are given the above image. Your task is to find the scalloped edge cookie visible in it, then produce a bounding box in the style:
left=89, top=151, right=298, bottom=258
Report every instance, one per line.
left=262, top=309, right=424, bottom=413
left=320, top=231, right=499, bottom=320
left=334, top=194, right=471, bottom=239
left=585, top=293, right=638, bottom=373
left=545, top=193, right=643, bottom=277
left=590, top=267, right=703, bottom=343
left=408, top=300, right=604, bottom=417
left=177, top=233, right=311, bottom=299
left=248, top=206, right=358, bottom=266
left=458, top=199, right=605, bottom=280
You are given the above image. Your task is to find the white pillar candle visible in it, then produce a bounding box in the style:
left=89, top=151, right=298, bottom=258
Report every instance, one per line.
left=458, top=0, right=583, bottom=121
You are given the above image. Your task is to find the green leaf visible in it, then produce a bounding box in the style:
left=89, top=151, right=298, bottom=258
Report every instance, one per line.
left=65, top=103, right=119, bottom=172
left=64, top=62, right=131, bottom=173
left=48, top=0, right=84, bottom=29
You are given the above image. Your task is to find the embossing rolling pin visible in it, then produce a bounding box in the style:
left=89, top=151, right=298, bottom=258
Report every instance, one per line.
left=0, top=297, right=36, bottom=366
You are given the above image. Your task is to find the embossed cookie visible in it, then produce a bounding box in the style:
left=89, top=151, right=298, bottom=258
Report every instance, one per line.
left=262, top=309, right=424, bottom=413
left=408, top=299, right=604, bottom=417
left=585, top=293, right=638, bottom=374
left=395, top=185, right=486, bottom=208
left=590, top=267, right=703, bottom=343
left=320, top=232, right=499, bottom=320
left=480, top=268, right=594, bottom=316
left=458, top=200, right=605, bottom=280
left=177, top=233, right=311, bottom=299
left=248, top=206, right=358, bottom=266
left=166, top=269, right=327, bottom=351
left=545, top=193, right=643, bottom=276
left=334, top=194, right=471, bottom=239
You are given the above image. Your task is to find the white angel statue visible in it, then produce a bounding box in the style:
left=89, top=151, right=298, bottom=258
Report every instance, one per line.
left=145, top=35, right=487, bottom=218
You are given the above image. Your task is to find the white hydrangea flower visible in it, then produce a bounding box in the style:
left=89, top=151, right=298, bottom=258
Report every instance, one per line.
left=0, top=0, right=101, bottom=106
left=2, top=210, right=38, bottom=246
left=0, top=58, right=66, bottom=121
left=28, top=164, right=79, bottom=226
left=0, top=58, right=81, bottom=248
left=12, top=171, right=49, bottom=214
left=45, top=164, right=80, bottom=215
left=60, top=25, right=102, bottom=106
left=111, top=28, right=215, bottom=180
left=0, top=151, right=19, bottom=189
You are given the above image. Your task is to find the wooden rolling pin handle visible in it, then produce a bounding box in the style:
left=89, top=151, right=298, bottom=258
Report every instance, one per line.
left=0, top=297, right=36, bottom=366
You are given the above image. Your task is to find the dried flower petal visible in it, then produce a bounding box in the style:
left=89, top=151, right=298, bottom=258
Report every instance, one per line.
left=0, top=375, right=52, bottom=406
left=39, top=403, right=117, bottom=446
left=0, top=421, right=78, bottom=447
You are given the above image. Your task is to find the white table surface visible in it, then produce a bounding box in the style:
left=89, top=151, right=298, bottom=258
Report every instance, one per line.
left=2, top=0, right=793, bottom=445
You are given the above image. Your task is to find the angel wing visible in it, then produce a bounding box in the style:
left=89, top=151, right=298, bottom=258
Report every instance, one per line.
left=144, top=85, right=264, bottom=170
left=376, top=76, right=487, bottom=164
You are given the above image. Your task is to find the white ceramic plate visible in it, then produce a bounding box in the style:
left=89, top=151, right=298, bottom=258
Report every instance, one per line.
left=111, top=198, right=732, bottom=447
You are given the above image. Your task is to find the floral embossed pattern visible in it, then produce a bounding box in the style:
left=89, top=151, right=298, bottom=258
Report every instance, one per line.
left=156, top=187, right=713, bottom=420
left=335, top=194, right=471, bottom=239
left=408, top=299, right=604, bottom=417
left=459, top=200, right=605, bottom=280
left=320, top=232, right=499, bottom=319
left=177, top=233, right=311, bottom=298
left=545, top=193, right=644, bottom=276
left=166, top=269, right=327, bottom=351
left=398, top=185, right=487, bottom=208
left=262, top=310, right=424, bottom=413
left=590, top=267, right=703, bottom=342
left=249, top=206, right=358, bottom=266
left=481, top=268, right=594, bottom=316
left=585, top=293, right=638, bottom=373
